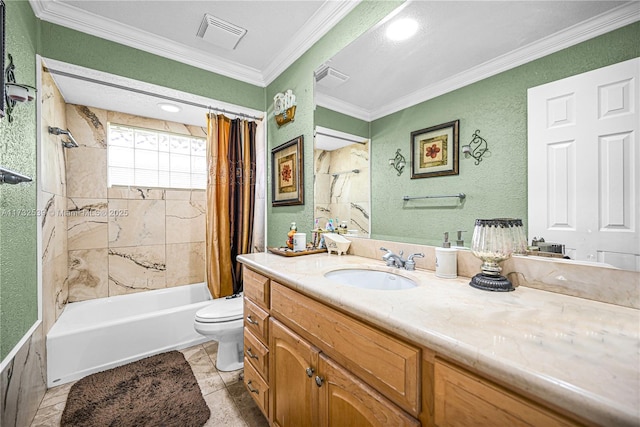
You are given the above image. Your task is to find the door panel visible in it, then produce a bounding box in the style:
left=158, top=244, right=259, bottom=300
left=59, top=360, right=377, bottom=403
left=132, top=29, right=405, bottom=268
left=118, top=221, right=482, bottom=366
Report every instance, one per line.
left=270, top=319, right=319, bottom=427
left=528, top=58, right=639, bottom=270
left=318, top=354, right=419, bottom=427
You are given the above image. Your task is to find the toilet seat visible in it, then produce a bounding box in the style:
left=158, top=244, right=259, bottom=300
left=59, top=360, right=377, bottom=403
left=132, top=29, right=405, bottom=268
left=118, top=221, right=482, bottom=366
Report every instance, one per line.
left=195, top=294, right=243, bottom=323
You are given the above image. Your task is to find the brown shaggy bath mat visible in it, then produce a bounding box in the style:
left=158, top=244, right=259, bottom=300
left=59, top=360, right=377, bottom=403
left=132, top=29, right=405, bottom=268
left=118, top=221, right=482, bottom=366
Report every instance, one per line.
left=61, top=350, right=210, bottom=427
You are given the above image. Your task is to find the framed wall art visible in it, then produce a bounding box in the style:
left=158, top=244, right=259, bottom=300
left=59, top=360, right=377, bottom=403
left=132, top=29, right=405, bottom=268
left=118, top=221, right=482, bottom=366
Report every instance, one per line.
left=271, top=135, right=304, bottom=206
left=410, top=120, right=459, bottom=179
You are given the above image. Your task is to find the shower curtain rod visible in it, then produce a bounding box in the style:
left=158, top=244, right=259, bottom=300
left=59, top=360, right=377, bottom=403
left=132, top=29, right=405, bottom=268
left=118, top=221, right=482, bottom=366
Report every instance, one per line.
left=43, top=67, right=264, bottom=121
left=315, top=130, right=367, bottom=144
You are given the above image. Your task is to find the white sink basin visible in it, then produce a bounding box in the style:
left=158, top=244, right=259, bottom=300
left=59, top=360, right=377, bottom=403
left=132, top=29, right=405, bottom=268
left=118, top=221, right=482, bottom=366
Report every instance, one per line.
left=324, top=269, right=418, bottom=290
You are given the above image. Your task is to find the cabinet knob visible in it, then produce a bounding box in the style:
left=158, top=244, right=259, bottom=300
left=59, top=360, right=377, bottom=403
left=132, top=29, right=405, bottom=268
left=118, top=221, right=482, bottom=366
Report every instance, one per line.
left=246, top=348, right=259, bottom=360
left=315, top=376, right=324, bottom=387
left=247, top=380, right=260, bottom=394
left=246, top=315, right=259, bottom=325
left=305, top=367, right=315, bottom=377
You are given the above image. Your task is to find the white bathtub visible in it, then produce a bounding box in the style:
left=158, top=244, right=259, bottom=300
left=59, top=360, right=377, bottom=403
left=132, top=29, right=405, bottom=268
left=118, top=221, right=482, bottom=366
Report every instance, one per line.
left=46, top=283, right=213, bottom=387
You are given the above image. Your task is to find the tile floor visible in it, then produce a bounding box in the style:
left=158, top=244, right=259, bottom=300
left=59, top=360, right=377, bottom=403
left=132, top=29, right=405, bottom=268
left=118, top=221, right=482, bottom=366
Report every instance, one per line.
left=30, top=341, right=269, bottom=427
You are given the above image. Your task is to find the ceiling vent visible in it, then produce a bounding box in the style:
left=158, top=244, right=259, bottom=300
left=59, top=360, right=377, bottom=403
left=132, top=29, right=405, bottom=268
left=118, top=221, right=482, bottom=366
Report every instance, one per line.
left=315, top=66, right=349, bottom=89
left=197, top=13, right=247, bottom=50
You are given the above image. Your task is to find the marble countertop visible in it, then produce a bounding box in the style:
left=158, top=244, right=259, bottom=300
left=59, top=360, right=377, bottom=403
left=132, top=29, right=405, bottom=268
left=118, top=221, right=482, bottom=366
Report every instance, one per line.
left=238, top=252, right=640, bottom=427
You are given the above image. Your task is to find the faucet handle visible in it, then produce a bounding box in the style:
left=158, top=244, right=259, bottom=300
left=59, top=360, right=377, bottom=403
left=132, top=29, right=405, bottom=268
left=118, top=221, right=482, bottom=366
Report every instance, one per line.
left=407, top=253, right=424, bottom=261
left=404, top=253, right=424, bottom=271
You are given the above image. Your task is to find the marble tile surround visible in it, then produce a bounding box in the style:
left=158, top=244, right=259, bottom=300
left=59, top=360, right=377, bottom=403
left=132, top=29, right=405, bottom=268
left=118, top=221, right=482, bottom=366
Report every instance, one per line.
left=1, top=324, right=47, bottom=427
left=314, top=142, right=370, bottom=237
left=64, top=106, right=210, bottom=301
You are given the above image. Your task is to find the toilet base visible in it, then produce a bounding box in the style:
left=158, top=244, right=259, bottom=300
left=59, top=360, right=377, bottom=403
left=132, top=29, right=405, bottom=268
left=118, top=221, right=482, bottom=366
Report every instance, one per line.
left=216, top=338, right=244, bottom=371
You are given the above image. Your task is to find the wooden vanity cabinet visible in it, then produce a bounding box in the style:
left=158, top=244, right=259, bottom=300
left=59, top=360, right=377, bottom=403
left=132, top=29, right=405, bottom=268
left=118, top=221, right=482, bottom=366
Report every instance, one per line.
left=242, top=266, right=586, bottom=427
left=434, top=359, right=580, bottom=427
left=270, top=318, right=419, bottom=427
left=242, top=268, right=271, bottom=418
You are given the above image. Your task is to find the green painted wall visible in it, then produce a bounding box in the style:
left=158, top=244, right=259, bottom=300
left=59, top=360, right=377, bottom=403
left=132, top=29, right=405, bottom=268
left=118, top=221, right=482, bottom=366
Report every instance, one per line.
left=38, top=22, right=265, bottom=111
left=266, top=0, right=403, bottom=247
left=370, top=22, right=640, bottom=246
left=314, top=106, right=369, bottom=138
left=0, top=0, right=39, bottom=360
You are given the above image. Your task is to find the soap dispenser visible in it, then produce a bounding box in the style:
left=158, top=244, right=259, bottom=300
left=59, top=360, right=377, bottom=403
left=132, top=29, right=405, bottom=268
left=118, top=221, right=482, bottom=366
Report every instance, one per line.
left=435, top=232, right=457, bottom=279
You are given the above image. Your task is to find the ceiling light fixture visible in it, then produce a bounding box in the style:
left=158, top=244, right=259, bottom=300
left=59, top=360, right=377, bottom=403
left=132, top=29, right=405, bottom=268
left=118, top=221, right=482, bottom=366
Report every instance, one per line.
left=386, top=18, right=418, bottom=41
left=158, top=103, right=181, bottom=113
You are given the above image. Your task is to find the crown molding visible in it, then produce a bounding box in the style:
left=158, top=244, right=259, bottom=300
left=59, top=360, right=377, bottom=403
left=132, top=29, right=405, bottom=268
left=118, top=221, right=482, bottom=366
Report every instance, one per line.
left=262, top=0, right=360, bottom=86
left=29, top=1, right=360, bottom=88
left=370, top=2, right=640, bottom=121
left=30, top=0, right=264, bottom=85
left=315, top=92, right=371, bottom=122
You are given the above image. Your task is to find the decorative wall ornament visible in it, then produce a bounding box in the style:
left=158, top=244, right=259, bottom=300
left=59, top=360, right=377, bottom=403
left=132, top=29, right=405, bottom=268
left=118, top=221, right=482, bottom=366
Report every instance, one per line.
left=272, top=135, right=304, bottom=206
left=461, top=129, right=489, bottom=165
left=388, top=148, right=406, bottom=176
left=410, top=120, right=459, bottom=179
left=273, top=89, right=296, bottom=126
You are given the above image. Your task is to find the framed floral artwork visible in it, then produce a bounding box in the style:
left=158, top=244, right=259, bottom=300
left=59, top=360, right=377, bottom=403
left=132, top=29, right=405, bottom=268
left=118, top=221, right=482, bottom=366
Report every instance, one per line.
left=271, top=135, right=304, bottom=206
left=410, top=120, right=459, bottom=179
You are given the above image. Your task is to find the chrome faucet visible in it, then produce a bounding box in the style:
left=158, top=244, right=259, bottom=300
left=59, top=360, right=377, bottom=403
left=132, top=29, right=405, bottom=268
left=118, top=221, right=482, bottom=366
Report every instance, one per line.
left=380, top=247, right=405, bottom=268
left=380, top=248, right=425, bottom=270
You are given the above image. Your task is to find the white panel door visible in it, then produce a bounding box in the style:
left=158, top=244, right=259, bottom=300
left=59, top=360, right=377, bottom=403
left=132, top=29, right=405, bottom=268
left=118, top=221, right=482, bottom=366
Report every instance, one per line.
left=528, top=58, right=639, bottom=270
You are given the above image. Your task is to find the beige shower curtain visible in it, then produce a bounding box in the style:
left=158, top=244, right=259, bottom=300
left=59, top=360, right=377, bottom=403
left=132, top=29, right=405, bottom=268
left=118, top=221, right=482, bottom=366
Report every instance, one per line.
left=205, top=113, right=257, bottom=299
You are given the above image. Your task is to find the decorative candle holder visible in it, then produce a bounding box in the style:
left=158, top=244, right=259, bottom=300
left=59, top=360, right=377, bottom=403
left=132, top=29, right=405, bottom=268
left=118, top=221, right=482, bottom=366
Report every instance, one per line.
left=469, top=218, right=526, bottom=292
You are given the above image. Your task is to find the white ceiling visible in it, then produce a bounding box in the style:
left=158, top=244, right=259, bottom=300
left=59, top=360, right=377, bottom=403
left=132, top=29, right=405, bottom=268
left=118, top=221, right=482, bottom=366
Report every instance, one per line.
left=30, top=1, right=640, bottom=127
left=316, top=1, right=640, bottom=121
left=29, top=0, right=358, bottom=87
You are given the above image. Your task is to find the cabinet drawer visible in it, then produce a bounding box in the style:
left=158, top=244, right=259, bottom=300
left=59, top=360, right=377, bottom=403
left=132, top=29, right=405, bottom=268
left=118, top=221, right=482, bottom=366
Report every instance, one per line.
left=244, top=357, right=269, bottom=418
left=244, top=329, right=269, bottom=381
left=271, top=282, right=420, bottom=416
left=243, top=268, right=270, bottom=310
left=244, top=298, right=269, bottom=343
left=434, top=359, right=578, bottom=427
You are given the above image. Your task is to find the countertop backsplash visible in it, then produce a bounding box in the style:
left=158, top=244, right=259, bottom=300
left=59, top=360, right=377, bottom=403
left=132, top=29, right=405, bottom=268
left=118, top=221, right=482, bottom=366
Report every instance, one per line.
left=346, top=236, right=639, bottom=309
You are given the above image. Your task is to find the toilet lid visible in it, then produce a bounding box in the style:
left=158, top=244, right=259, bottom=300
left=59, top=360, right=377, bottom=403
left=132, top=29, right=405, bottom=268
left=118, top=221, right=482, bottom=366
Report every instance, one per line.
left=195, top=294, right=243, bottom=323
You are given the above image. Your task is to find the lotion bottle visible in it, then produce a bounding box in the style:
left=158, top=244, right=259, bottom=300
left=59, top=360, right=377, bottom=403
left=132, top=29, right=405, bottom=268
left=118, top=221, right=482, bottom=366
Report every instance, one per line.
left=435, top=232, right=458, bottom=279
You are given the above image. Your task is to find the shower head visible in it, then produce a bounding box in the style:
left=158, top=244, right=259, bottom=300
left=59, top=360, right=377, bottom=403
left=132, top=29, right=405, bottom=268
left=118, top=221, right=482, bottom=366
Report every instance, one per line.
left=48, top=126, right=79, bottom=148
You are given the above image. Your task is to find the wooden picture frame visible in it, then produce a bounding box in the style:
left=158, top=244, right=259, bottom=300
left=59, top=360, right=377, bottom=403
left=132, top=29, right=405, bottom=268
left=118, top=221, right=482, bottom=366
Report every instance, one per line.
left=271, top=135, right=304, bottom=206
left=411, top=120, right=459, bottom=179
left=0, top=0, right=5, bottom=120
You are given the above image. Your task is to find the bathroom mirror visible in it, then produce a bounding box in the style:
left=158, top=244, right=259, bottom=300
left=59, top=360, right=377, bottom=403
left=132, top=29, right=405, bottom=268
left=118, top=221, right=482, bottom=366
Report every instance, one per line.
left=313, top=1, right=638, bottom=270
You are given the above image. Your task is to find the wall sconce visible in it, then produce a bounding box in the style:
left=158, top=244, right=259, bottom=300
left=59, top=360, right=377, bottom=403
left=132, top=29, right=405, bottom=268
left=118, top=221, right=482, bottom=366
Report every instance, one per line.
left=461, top=129, right=489, bottom=165
left=388, top=148, right=406, bottom=176
left=4, top=54, right=37, bottom=123
left=274, top=89, right=296, bottom=127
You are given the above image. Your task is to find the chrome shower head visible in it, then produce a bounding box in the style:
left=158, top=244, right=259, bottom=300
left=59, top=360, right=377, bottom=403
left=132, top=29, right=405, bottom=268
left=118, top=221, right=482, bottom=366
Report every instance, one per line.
left=48, top=126, right=79, bottom=148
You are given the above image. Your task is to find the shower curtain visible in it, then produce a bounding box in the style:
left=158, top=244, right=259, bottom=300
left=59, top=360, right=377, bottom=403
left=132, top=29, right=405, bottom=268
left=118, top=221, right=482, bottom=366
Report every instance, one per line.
left=205, top=113, right=257, bottom=298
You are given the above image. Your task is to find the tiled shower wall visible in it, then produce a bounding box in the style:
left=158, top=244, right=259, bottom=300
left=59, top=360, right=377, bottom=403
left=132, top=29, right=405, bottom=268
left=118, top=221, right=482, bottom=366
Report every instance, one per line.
left=64, top=105, right=207, bottom=302
left=314, top=141, right=370, bottom=237
left=41, top=68, right=70, bottom=331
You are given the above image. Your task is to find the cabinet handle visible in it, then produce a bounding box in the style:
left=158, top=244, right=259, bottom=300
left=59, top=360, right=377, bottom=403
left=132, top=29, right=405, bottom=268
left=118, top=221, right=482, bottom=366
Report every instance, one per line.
left=246, top=348, right=259, bottom=360
left=246, top=315, right=259, bottom=325
left=247, top=380, right=260, bottom=394
left=315, top=376, right=324, bottom=387
left=305, top=367, right=315, bottom=377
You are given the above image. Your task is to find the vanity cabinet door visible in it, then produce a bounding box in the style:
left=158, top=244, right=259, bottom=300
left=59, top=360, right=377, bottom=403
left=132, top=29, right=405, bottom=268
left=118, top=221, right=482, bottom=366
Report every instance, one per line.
left=317, top=354, right=420, bottom=427
left=434, top=359, right=579, bottom=427
left=270, top=319, right=320, bottom=427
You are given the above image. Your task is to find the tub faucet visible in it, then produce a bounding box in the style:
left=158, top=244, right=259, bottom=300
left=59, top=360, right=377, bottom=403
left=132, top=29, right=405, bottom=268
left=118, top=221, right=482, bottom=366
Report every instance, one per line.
left=380, top=247, right=406, bottom=268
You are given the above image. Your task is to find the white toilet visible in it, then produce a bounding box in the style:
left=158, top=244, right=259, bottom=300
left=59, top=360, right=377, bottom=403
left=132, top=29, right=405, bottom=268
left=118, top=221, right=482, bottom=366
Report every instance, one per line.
left=194, top=293, right=244, bottom=371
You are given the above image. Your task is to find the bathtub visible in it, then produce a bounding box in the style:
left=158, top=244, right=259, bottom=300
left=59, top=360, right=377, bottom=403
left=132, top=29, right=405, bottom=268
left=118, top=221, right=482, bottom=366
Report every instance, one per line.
left=46, top=282, right=213, bottom=387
